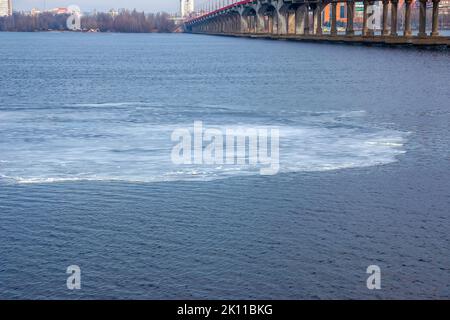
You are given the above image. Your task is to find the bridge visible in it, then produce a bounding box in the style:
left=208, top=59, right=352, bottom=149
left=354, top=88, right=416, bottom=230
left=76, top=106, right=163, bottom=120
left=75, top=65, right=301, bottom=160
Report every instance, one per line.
left=184, top=0, right=450, bottom=48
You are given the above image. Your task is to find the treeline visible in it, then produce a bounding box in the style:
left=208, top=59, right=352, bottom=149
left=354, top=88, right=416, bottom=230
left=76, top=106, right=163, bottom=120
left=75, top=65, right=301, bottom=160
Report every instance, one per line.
left=83, top=11, right=175, bottom=33
left=0, top=10, right=175, bottom=33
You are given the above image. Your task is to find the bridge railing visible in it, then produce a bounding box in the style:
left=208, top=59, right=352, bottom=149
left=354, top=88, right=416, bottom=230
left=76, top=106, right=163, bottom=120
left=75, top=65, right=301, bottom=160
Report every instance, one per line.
left=186, top=0, right=253, bottom=24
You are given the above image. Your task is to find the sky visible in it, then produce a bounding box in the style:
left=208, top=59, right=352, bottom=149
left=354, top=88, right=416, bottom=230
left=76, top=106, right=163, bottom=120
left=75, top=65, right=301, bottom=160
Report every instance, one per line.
left=13, top=0, right=180, bottom=13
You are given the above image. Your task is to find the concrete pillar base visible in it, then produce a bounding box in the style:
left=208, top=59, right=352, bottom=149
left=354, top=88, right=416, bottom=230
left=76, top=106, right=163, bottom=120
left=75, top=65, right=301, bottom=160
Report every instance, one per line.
left=431, top=0, right=440, bottom=37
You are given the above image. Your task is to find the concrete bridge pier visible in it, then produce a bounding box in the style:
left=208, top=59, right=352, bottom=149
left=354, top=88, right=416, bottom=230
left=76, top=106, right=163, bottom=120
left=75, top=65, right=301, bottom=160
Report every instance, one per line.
left=295, top=5, right=307, bottom=35
left=381, top=0, right=389, bottom=36
left=257, top=3, right=276, bottom=34
left=275, top=2, right=288, bottom=35
left=240, top=14, right=249, bottom=33
left=418, top=0, right=427, bottom=37
left=391, top=0, right=399, bottom=36
left=234, top=14, right=240, bottom=33
left=331, top=2, right=337, bottom=36
left=346, top=1, right=355, bottom=36
left=431, top=0, right=440, bottom=36
left=287, top=8, right=296, bottom=34
left=404, top=0, right=413, bottom=37
left=313, top=4, right=323, bottom=35
left=255, top=5, right=266, bottom=33
left=304, top=5, right=311, bottom=35
left=362, top=1, right=367, bottom=36
left=240, top=6, right=257, bottom=33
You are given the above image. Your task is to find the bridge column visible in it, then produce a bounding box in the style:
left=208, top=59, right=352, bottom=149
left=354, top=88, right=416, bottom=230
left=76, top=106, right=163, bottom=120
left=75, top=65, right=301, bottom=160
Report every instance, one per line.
left=346, top=1, right=355, bottom=36
left=363, top=0, right=369, bottom=36
left=224, top=17, right=228, bottom=33
left=391, top=0, right=398, bottom=36
left=288, top=10, right=296, bottom=34
left=252, top=15, right=258, bottom=33
left=247, top=15, right=253, bottom=33
left=223, top=17, right=228, bottom=33
left=403, top=0, right=412, bottom=36
left=256, top=11, right=266, bottom=33
left=418, top=0, right=427, bottom=37
left=295, top=5, right=306, bottom=35
left=270, top=13, right=277, bottom=34
left=314, top=5, right=322, bottom=35
left=240, top=13, right=249, bottom=33
left=382, top=0, right=389, bottom=36
left=331, top=2, right=337, bottom=36
left=304, top=5, right=310, bottom=35
left=431, top=0, right=440, bottom=36
left=276, top=8, right=288, bottom=35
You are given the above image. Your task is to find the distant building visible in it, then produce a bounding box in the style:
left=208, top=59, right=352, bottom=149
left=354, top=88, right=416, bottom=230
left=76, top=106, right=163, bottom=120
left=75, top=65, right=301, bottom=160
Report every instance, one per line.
left=0, top=0, right=12, bottom=16
left=441, top=0, right=450, bottom=15
left=180, top=0, right=194, bottom=18
left=323, top=3, right=348, bottom=25
left=31, top=8, right=41, bottom=16
left=50, top=7, right=69, bottom=15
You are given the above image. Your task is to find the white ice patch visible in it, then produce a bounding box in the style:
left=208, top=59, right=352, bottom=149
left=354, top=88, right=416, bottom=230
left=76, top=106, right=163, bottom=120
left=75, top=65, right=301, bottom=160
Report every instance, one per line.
left=0, top=103, right=408, bottom=184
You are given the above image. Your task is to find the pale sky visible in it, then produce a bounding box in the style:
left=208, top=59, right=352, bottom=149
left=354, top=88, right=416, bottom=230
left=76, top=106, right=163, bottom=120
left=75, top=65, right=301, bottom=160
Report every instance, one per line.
left=13, top=0, right=180, bottom=13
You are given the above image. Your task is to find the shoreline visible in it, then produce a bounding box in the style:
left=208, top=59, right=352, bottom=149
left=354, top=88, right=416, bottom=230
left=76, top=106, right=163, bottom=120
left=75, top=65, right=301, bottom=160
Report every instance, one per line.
left=189, top=32, right=450, bottom=50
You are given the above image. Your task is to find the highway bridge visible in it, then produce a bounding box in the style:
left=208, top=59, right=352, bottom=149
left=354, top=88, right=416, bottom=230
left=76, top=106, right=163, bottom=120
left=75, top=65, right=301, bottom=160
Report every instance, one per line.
left=184, top=0, right=450, bottom=48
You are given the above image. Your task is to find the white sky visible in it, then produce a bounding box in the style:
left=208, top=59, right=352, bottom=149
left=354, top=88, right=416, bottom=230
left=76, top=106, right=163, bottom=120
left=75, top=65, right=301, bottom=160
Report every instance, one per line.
left=12, top=0, right=180, bottom=13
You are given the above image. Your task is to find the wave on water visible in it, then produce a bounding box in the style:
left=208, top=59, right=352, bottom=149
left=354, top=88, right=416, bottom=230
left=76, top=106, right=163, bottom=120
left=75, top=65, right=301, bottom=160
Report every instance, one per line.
left=0, top=102, right=408, bottom=184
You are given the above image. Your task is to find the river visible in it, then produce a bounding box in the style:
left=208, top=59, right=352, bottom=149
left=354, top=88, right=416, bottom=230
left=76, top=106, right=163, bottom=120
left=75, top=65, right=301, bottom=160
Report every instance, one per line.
left=0, top=32, right=448, bottom=299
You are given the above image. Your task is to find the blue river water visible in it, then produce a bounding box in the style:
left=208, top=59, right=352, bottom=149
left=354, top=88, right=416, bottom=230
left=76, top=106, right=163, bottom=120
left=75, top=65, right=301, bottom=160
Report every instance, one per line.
left=0, top=32, right=449, bottom=299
